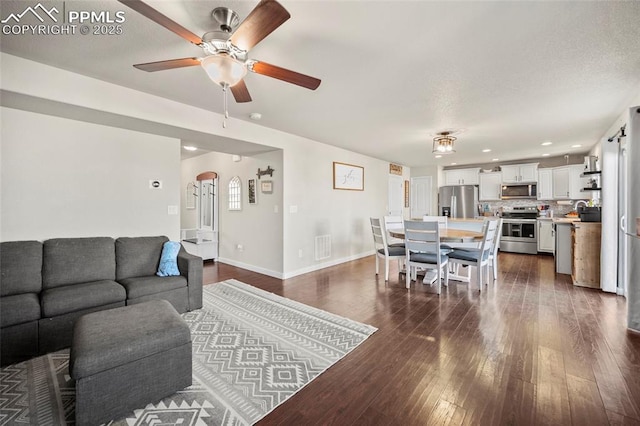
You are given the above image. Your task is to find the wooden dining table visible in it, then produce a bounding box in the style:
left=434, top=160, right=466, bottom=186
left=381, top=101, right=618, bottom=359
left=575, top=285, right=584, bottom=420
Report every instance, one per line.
left=388, top=227, right=484, bottom=284
left=388, top=228, right=483, bottom=243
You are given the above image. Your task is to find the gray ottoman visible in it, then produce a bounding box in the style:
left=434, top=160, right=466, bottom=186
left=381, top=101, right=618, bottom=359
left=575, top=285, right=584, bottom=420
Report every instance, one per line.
left=70, top=300, right=192, bottom=425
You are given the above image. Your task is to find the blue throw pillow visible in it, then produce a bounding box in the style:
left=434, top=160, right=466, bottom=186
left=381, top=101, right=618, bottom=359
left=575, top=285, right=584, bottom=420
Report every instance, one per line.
left=157, top=241, right=181, bottom=277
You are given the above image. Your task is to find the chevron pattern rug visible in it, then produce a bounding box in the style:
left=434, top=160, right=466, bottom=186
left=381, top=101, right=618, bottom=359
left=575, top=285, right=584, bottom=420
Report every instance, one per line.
left=0, top=279, right=376, bottom=425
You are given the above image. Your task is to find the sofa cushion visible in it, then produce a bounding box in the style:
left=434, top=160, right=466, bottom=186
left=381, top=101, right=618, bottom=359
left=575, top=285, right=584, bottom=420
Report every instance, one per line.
left=0, top=241, right=43, bottom=296
left=119, top=275, right=187, bottom=299
left=43, top=237, right=115, bottom=289
left=1, top=293, right=41, bottom=327
left=41, top=280, right=126, bottom=317
left=116, top=236, right=169, bottom=280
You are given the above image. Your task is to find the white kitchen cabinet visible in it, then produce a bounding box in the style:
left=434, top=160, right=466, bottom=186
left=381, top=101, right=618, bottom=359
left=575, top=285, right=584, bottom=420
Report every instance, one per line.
left=552, top=167, right=570, bottom=199
left=479, top=172, right=502, bottom=200
left=444, top=168, right=480, bottom=185
left=537, top=219, right=555, bottom=253
left=553, top=165, right=588, bottom=199
left=501, top=163, right=538, bottom=183
left=537, top=168, right=553, bottom=200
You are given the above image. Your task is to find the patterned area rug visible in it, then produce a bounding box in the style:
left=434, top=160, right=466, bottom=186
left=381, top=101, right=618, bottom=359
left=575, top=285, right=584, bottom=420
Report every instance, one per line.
left=0, top=279, right=377, bottom=425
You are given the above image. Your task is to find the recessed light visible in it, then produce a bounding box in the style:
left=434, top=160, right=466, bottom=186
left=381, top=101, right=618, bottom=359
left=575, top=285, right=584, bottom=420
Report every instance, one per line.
left=451, top=162, right=457, bottom=165
left=482, top=149, right=491, bottom=153
left=183, top=146, right=197, bottom=151
left=249, top=112, right=262, bottom=120
left=434, top=155, right=442, bottom=158
left=541, top=141, right=552, bottom=146
left=571, top=144, right=582, bottom=148
left=542, top=153, right=550, bottom=157
left=492, top=158, right=499, bottom=161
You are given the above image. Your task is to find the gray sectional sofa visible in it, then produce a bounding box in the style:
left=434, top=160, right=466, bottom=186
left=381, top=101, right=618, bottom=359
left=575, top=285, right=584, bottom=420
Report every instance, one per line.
left=0, top=236, right=203, bottom=367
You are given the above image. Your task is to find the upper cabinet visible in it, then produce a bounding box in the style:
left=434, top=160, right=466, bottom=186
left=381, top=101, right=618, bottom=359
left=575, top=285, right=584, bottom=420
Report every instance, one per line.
left=552, top=165, right=587, bottom=199
left=537, top=168, right=553, bottom=200
left=444, top=168, right=480, bottom=186
left=479, top=172, right=503, bottom=201
left=501, top=163, right=539, bottom=183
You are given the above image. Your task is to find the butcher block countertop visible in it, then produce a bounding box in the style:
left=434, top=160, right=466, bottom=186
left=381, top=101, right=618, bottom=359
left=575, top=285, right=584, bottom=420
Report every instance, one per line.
left=551, top=217, right=581, bottom=223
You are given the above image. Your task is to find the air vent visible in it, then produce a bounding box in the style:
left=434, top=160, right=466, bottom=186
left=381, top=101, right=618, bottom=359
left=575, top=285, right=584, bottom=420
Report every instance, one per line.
left=314, top=235, right=331, bottom=261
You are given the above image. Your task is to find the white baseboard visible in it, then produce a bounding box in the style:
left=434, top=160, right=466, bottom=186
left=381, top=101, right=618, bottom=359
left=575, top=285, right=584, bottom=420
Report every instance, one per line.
left=216, top=250, right=375, bottom=280
left=216, top=258, right=284, bottom=279
left=282, top=250, right=374, bottom=279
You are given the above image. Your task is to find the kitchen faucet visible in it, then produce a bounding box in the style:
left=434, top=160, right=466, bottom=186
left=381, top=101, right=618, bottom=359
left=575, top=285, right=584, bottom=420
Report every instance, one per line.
left=574, top=200, right=588, bottom=210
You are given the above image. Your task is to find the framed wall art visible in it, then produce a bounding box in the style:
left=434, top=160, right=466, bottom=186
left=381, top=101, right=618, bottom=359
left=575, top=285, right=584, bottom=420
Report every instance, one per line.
left=261, top=180, right=273, bottom=194
left=248, top=179, right=257, bottom=204
left=333, top=162, right=364, bottom=191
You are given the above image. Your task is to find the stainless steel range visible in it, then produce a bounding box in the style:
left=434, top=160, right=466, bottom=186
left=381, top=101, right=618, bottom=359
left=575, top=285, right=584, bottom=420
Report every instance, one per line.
left=501, top=206, right=538, bottom=254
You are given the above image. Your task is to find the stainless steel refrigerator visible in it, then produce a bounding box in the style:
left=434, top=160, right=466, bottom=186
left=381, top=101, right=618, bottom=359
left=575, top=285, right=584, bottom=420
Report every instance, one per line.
left=438, top=185, right=478, bottom=219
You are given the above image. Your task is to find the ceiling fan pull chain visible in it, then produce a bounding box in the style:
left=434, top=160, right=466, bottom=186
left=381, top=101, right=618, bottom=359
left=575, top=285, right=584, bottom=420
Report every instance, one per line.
left=222, top=84, right=229, bottom=128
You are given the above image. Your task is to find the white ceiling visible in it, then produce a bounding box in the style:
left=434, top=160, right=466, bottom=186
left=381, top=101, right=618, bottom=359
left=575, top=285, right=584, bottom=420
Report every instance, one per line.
left=2, top=0, right=640, bottom=166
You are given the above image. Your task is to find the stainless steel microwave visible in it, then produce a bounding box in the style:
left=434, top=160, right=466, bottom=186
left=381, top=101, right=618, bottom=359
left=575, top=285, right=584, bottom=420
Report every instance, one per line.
left=501, top=183, right=537, bottom=199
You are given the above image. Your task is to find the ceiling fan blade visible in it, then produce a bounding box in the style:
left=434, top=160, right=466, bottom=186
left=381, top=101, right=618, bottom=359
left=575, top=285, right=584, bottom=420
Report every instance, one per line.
left=230, top=80, right=252, bottom=103
left=250, top=61, right=321, bottom=90
left=229, top=0, right=290, bottom=51
left=133, top=58, right=201, bottom=72
left=118, top=0, right=202, bottom=45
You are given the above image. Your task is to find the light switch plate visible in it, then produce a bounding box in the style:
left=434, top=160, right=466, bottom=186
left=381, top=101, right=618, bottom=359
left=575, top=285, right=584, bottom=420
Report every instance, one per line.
left=167, top=205, right=178, bottom=215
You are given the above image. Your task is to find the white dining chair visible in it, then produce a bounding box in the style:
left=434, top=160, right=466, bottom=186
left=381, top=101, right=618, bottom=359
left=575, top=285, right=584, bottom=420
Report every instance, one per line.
left=422, top=215, right=448, bottom=229
left=403, top=220, right=449, bottom=294
left=455, top=218, right=503, bottom=281
left=383, top=215, right=405, bottom=247
left=446, top=219, right=499, bottom=292
left=370, top=217, right=405, bottom=281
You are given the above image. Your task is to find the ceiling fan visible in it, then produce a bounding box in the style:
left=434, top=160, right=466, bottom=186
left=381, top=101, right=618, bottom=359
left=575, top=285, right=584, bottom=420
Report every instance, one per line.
left=118, top=0, right=321, bottom=122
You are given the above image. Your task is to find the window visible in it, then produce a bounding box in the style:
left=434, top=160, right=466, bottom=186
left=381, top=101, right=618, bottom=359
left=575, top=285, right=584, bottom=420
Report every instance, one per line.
left=228, top=176, right=241, bottom=211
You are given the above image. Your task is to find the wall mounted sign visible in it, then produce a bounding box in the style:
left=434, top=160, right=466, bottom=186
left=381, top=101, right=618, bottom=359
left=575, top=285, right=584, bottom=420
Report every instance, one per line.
left=389, top=164, right=403, bottom=176
left=404, top=180, right=410, bottom=207
left=248, top=179, right=257, bottom=204
left=261, top=180, right=273, bottom=194
left=333, top=162, right=364, bottom=191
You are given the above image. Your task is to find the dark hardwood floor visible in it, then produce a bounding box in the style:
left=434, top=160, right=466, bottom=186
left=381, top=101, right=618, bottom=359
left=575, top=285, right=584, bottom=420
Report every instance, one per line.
left=203, top=252, right=640, bottom=426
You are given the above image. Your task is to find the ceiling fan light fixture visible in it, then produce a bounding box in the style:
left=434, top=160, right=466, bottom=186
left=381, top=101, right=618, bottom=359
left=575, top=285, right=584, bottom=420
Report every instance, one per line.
left=432, top=132, right=457, bottom=154
left=200, top=55, right=247, bottom=87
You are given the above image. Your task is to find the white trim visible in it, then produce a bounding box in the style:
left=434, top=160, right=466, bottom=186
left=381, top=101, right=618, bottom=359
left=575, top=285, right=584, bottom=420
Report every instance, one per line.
left=216, top=257, right=284, bottom=279
left=282, top=251, right=374, bottom=279
left=217, top=250, right=375, bottom=280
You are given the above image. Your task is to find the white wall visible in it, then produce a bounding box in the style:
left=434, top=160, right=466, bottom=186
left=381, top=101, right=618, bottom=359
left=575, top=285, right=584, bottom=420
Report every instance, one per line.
left=1, top=54, right=397, bottom=277
left=0, top=107, right=180, bottom=241
left=181, top=150, right=284, bottom=277
left=281, top=143, right=390, bottom=277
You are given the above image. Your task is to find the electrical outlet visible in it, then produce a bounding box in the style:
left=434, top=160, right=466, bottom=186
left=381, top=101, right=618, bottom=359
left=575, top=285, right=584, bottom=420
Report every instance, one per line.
left=237, top=244, right=244, bottom=252
left=298, top=249, right=303, bottom=258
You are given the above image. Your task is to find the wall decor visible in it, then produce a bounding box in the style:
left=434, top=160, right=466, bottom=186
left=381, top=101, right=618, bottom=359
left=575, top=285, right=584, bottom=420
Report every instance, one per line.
left=404, top=180, right=410, bottom=207
left=248, top=179, right=257, bottom=204
left=185, top=182, right=197, bottom=210
left=333, top=162, right=364, bottom=191
left=390, top=164, right=403, bottom=176
left=261, top=180, right=273, bottom=194
left=257, top=166, right=275, bottom=179
left=228, top=176, right=242, bottom=211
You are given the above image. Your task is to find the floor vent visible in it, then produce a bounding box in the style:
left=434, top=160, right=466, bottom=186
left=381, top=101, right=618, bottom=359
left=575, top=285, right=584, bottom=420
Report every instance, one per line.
left=315, top=235, right=331, bottom=261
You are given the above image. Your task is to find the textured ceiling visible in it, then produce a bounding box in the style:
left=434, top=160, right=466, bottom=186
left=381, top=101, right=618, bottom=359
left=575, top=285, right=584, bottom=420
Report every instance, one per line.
left=1, top=0, right=640, bottom=166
